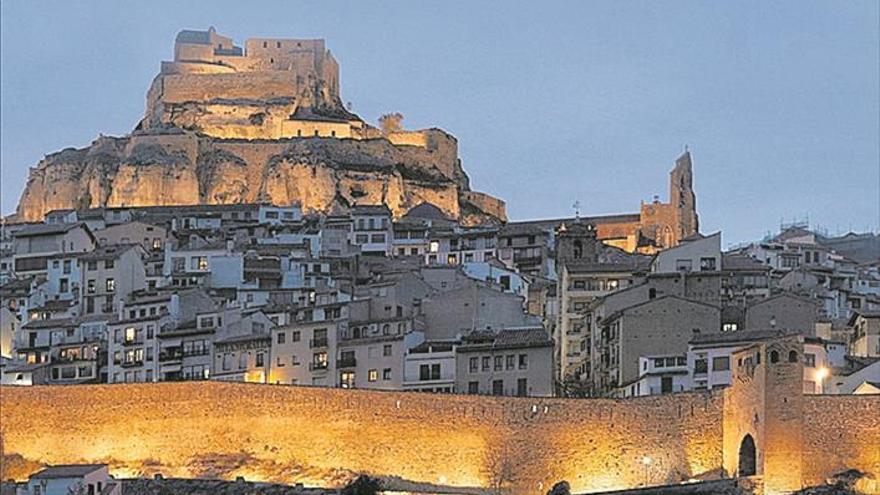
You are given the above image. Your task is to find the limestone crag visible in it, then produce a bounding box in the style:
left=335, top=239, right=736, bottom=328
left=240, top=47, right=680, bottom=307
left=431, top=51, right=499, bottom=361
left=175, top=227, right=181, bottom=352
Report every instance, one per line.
left=14, top=130, right=498, bottom=223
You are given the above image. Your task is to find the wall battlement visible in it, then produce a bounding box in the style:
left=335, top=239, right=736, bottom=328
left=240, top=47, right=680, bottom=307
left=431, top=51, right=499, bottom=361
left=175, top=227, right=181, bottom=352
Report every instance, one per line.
left=1, top=347, right=877, bottom=495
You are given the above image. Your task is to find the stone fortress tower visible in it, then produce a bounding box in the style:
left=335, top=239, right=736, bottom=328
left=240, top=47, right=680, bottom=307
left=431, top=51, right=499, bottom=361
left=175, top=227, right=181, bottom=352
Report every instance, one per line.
left=142, top=27, right=361, bottom=139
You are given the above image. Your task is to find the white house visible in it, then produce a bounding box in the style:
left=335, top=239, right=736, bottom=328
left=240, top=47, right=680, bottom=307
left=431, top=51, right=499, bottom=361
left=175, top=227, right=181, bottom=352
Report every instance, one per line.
left=21, top=464, right=121, bottom=495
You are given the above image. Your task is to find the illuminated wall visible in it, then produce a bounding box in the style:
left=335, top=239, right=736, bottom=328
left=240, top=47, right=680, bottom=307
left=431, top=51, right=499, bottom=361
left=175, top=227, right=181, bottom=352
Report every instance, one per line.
left=0, top=384, right=722, bottom=493
left=1, top=363, right=877, bottom=494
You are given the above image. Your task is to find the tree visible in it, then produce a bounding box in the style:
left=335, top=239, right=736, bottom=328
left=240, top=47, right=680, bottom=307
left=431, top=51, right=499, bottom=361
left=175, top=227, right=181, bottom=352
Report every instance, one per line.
left=483, top=447, right=517, bottom=495
left=547, top=481, right=571, bottom=495
left=378, top=113, right=404, bottom=134
left=341, top=475, right=382, bottom=495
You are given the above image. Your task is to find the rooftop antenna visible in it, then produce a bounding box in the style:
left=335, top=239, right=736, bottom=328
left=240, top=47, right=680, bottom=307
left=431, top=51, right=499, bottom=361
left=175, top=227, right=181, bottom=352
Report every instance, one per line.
left=572, top=200, right=581, bottom=220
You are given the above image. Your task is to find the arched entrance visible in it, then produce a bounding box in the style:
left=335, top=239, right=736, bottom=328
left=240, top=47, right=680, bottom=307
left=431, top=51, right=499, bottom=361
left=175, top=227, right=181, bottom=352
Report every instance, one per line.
left=738, top=434, right=756, bottom=476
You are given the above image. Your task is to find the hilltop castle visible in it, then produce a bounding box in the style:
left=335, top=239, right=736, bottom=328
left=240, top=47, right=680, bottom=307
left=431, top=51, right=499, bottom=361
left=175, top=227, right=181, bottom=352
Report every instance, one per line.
left=13, top=28, right=507, bottom=225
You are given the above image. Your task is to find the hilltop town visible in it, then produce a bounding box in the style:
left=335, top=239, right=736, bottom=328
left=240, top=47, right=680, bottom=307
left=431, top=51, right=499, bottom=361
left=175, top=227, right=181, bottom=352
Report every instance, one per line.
left=1, top=28, right=878, bottom=495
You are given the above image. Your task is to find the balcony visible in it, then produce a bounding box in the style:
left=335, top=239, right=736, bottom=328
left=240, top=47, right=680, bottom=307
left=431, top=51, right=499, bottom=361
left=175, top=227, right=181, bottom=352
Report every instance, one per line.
left=309, top=337, right=328, bottom=349
left=337, top=357, right=357, bottom=368
left=309, top=361, right=329, bottom=371
left=159, top=347, right=183, bottom=362
left=120, top=360, right=144, bottom=368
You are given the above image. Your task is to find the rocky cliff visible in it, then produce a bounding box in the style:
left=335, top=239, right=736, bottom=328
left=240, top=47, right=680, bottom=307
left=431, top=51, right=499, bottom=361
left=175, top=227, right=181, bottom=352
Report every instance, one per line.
left=11, top=29, right=506, bottom=224
left=14, top=129, right=503, bottom=224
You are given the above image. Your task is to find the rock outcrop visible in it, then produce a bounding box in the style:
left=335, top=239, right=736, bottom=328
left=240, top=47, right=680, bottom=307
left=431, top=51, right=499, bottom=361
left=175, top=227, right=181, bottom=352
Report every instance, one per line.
left=11, top=28, right=505, bottom=224
left=14, top=130, right=501, bottom=224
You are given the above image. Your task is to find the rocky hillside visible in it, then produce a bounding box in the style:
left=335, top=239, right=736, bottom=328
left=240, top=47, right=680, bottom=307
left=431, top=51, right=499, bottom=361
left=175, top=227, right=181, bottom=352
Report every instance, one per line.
left=12, top=129, right=504, bottom=224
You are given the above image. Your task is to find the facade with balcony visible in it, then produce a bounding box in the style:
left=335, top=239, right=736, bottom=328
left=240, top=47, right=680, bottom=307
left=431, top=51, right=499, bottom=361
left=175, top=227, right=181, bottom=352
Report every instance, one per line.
left=269, top=302, right=346, bottom=387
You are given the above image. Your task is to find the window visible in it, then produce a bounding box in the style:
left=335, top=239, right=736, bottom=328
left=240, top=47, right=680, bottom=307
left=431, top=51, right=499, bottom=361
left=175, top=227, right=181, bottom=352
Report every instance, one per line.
left=239, top=353, right=248, bottom=369
left=699, top=257, right=716, bottom=271
left=277, top=332, right=286, bottom=344
left=368, top=369, right=378, bottom=382
left=105, top=259, right=115, bottom=269
left=105, top=278, right=116, bottom=293
left=804, top=353, right=815, bottom=367
left=468, top=381, right=479, bottom=394
left=722, top=323, right=738, bottom=332
left=712, top=356, right=730, bottom=371
left=482, top=356, right=490, bottom=371
left=340, top=371, right=355, bottom=388
left=370, top=234, right=385, bottom=243
left=312, top=352, right=328, bottom=369
left=770, top=350, right=780, bottom=363
left=506, top=355, right=515, bottom=370
left=494, top=356, right=503, bottom=371
left=675, top=259, right=693, bottom=272
left=518, top=354, right=528, bottom=370
left=694, top=358, right=708, bottom=374
left=256, top=352, right=265, bottom=367
left=383, top=344, right=392, bottom=356
left=291, top=331, right=301, bottom=342
left=63, top=260, right=71, bottom=274
left=87, top=279, right=96, bottom=293
left=383, top=368, right=392, bottom=380
left=492, top=379, right=504, bottom=396
left=469, top=357, right=478, bottom=372
left=420, top=364, right=431, bottom=381
left=87, top=261, right=97, bottom=271
left=355, top=234, right=369, bottom=244
left=517, top=378, right=528, bottom=397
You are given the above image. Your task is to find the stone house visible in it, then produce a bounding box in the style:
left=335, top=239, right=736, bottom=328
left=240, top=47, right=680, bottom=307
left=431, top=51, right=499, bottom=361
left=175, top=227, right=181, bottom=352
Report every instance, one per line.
left=650, top=231, right=721, bottom=274
left=211, top=332, right=271, bottom=383
left=269, top=302, right=346, bottom=387
left=350, top=205, right=393, bottom=256
left=454, top=326, right=553, bottom=397
left=403, top=340, right=457, bottom=392
left=849, top=310, right=880, bottom=357
left=79, top=245, right=147, bottom=317
left=11, top=223, right=96, bottom=277
left=93, top=220, right=167, bottom=252
left=420, top=282, right=536, bottom=340
left=591, top=295, right=721, bottom=394
left=744, top=292, right=822, bottom=336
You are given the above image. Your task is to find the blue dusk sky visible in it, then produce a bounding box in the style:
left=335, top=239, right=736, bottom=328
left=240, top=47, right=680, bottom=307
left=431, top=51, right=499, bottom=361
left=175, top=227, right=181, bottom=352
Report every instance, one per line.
left=1, top=0, right=877, bottom=245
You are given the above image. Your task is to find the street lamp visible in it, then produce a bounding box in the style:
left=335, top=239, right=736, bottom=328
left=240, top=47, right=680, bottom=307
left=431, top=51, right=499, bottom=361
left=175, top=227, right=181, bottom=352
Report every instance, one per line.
left=641, top=456, right=653, bottom=486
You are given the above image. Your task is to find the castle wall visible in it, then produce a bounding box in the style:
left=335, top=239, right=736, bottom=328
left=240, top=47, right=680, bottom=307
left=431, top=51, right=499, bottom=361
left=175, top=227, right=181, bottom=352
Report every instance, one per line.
left=0, top=384, right=723, bottom=494
left=802, top=395, right=880, bottom=493
left=159, top=72, right=300, bottom=104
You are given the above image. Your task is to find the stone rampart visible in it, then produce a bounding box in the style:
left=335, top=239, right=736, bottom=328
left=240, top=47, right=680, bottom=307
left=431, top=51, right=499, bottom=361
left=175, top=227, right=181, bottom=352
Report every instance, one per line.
left=1, top=343, right=875, bottom=495
left=0, top=384, right=722, bottom=494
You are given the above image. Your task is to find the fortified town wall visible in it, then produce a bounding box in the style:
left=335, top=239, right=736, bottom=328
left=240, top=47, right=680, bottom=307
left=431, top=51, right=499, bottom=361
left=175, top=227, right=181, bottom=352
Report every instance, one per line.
left=1, top=346, right=877, bottom=495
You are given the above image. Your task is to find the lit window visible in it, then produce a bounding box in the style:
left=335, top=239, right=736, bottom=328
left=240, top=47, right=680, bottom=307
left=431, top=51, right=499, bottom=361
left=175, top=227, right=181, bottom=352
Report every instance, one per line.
left=368, top=369, right=378, bottom=382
